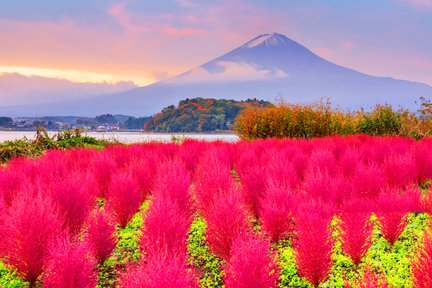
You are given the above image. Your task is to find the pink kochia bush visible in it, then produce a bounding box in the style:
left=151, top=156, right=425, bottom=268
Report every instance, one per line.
left=260, top=184, right=296, bottom=243
left=293, top=198, right=335, bottom=288
left=205, top=186, right=251, bottom=260
left=48, top=173, right=97, bottom=236
left=106, top=171, right=141, bottom=228
left=194, top=150, right=234, bottom=214
left=141, top=158, right=194, bottom=260
left=141, top=197, right=191, bottom=261
left=412, top=230, right=432, bottom=288
left=376, top=188, right=420, bottom=245
left=0, top=192, right=62, bottom=286
left=91, top=153, right=117, bottom=197
left=117, top=253, right=198, bottom=288
left=152, top=158, right=193, bottom=217
left=43, top=237, right=98, bottom=288
left=223, top=234, right=279, bottom=288
left=84, top=210, right=117, bottom=264
left=339, top=198, right=374, bottom=266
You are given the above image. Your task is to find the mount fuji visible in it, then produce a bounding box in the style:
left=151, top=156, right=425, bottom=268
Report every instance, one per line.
left=2, top=33, right=432, bottom=116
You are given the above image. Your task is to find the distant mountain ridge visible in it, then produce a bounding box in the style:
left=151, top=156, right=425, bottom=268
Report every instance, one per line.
left=1, top=33, right=432, bottom=117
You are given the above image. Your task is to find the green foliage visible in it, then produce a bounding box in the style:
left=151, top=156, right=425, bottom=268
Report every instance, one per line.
left=145, top=98, right=273, bottom=133
left=0, top=128, right=110, bottom=163
left=123, top=116, right=150, bottom=129
left=95, top=114, right=119, bottom=125
left=187, top=217, right=223, bottom=287
left=0, top=117, right=13, bottom=128
left=0, top=262, right=27, bottom=288
left=357, top=104, right=401, bottom=136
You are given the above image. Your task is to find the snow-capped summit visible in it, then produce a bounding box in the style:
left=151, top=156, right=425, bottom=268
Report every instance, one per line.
left=241, top=33, right=294, bottom=48
left=2, top=32, right=432, bottom=116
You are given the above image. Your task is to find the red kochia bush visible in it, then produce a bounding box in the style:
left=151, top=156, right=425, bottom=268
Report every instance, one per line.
left=412, top=230, right=432, bottom=288
left=260, top=184, right=296, bottom=243
left=152, top=158, right=193, bottom=217
left=205, top=187, right=251, bottom=260
left=0, top=193, right=62, bottom=285
left=84, top=210, right=117, bottom=264
left=0, top=168, right=24, bottom=206
left=383, top=152, right=418, bottom=189
left=106, top=171, right=141, bottom=228
left=294, top=198, right=335, bottom=288
left=223, top=234, right=279, bottom=288
left=48, top=173, right=97, bottom=236
left=339, top=199, right=373, bottom=266
left=194, top=150, right=234, bottom=214
left=127, top=155, right=157, bottom=203
left=117, top=253, right=198, bottom=288
left=141, top=197, right=191, bottom=261
left=91, top=153, right=117, bottom=197
left=350, top=162, right=385, bottom=199
left=44, top=237, right=98, bottom=288
left=376, top=188, right=420, bottom=245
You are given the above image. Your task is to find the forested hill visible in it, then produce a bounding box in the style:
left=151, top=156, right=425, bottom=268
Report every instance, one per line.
left=144, top=98, right=273, bottom=132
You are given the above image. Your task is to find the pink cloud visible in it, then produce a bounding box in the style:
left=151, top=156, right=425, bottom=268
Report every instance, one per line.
left=398, top=0, right=432, bottom=8
left=342, top=41, right=356, bottom=53
left=312, top=47, right=333, bottom=59
left=312, top=48, right=334, bottom=59
left=163, top=26, right=203, bottom=37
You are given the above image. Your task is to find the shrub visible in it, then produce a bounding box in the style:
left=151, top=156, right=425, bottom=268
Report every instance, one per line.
left=126, top=157, right=155, bottom=203
left=106, top=171, right=141, bottom=228
left=264, top=152, right=300, bottom=190
left=0, top=193, right=62, bottom=285
left=382, top=152, right=417, bottom=189
left=48, top=173, right=97, bottom=236
left=0, top=168, right=24, bottom=206
left=223, top=233, right=279, bottom=288
left=152, top=157, right=193, bottom=217
left=91, top=153, right=117, bottom=197
left=84, top=210, right=117, bottom=264
left=194, top=150, right=234, bottom=214
left=339, top=199, right=374, bottom=266
left=357, top=104, right=401, bottom=136
left=412, top=231, right=432, bottom=288
left=141, top=197, right=191, bottom=261
left=237, top=163, right=267, bottom=217
left=376, top=189, right=420, bottom=245
left=293, top=198, right=335, bottom=287
left=117, top=253, right=198, bottom=288
left=205, top=187, right=251, bottom=260
left=349, top=162, right=385, bottom=199
left=260, top=184, right=296, bottom=243
left=43, top=237, right=98, bottom=288
left=234, top=100, right=355, bottom=140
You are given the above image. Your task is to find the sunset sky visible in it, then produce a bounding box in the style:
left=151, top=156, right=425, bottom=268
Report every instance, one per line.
left=1, top=0, right=431, bottom=87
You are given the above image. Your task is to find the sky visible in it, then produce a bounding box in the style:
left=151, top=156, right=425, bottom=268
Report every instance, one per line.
left=0, top=0, right=431, bottom=87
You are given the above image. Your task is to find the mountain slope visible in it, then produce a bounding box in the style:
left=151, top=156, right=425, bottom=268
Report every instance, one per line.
left=1, top=33, right=431, bottom=117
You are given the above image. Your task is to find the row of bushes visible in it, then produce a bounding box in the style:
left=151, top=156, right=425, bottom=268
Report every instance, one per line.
left=234, top=100, right=432, bottom=140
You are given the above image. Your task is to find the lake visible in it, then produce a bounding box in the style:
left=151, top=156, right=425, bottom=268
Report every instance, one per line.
left=0, top=131, right=240, bottom=143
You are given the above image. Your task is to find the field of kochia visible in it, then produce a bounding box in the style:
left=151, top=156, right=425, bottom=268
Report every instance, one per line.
left=1, top=136, right=432, bottom=287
